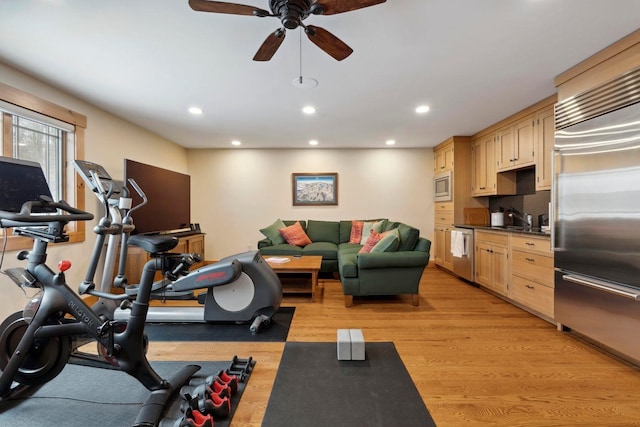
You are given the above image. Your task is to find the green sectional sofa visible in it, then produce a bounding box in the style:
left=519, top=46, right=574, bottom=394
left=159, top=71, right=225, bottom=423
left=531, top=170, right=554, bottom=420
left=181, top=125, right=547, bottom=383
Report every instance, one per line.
left=258, top=219, right=431, bottom=306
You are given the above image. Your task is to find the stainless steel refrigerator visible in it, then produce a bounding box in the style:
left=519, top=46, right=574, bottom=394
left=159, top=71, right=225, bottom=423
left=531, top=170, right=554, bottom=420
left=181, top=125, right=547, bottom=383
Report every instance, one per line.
left=554, top=66, right=640, bottom=364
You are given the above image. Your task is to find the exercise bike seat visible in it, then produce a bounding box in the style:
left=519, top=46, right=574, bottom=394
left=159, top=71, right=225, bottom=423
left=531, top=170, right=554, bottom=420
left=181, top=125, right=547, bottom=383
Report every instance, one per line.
left=128, top=234, right=179, bottom=254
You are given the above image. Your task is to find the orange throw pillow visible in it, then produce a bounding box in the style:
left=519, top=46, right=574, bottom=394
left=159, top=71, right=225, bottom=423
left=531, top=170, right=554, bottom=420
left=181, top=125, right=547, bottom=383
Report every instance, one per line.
left=279, top=221, right=312, bottom=246
left=359, top=230, right=386, bottom=253
left=349, top=220, right=364, bottom=244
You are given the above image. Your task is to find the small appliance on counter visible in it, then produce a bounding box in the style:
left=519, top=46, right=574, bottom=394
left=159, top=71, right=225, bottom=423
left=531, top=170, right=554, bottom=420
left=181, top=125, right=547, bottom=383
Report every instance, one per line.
left=539, top=213, right=550, bottom=233
left=491, top=210, right=504, bottom=227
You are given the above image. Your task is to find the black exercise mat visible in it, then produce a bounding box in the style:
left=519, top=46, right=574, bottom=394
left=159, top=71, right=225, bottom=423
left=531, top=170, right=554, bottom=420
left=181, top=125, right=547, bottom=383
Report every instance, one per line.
left=0, top=360, right=250, bottom=427
left=262, top=342, right=436, bottom=427
left=143, top=306, right=294, bottom=342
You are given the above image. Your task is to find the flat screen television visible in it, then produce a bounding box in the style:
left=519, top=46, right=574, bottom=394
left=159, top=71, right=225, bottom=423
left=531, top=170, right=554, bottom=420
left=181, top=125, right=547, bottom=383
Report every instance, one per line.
left=124, top=159, right=191, bottom=235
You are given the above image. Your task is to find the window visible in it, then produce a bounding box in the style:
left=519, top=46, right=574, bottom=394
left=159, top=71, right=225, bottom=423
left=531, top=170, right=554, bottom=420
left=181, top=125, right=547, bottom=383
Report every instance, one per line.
left=1, top=81, right=87, bottom=250
left=12, top=116, right=63, bottom=201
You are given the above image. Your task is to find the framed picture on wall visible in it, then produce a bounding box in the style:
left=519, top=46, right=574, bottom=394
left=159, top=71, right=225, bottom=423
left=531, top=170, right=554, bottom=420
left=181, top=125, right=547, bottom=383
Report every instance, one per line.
left=292, top=173, right=338, bottom=206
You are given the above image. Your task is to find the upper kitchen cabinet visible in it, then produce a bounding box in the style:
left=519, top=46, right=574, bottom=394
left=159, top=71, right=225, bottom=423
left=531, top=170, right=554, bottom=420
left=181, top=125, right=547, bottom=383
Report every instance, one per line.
left=496, top=117, right=535, bottom=172
left=471, top=132, right=516, bottom=197
left=471, top=95, right=556, bottom=197
left=534, top=105, right=555, bottom=190
left=434, top=142, right=454, bottom=173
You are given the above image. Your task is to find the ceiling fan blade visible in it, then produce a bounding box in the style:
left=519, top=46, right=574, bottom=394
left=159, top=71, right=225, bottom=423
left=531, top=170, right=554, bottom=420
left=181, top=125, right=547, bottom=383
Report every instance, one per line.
left=305, top=25, right=353, bottom=61
left=253, top=29, right=286, bottom=61
left=188, top=0, right=270, bottom=16
left=314, top=0, right=386, bottom=15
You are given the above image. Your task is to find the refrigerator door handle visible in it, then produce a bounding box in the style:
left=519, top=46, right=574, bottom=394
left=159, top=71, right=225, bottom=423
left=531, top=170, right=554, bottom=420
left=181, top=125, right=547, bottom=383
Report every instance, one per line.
left=562, top=274, right=640, bottom=301
left=550, top=149, right=560, bottom=252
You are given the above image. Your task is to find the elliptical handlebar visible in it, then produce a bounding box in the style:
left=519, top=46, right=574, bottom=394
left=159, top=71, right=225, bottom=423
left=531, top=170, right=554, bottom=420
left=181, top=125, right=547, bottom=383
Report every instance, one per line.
left=124, top=178, right=147, bottom=220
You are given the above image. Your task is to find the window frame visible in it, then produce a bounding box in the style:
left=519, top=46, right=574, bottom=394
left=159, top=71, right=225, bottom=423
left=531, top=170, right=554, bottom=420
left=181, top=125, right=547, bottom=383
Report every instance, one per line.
left=0, top=81, right=87, bottom=251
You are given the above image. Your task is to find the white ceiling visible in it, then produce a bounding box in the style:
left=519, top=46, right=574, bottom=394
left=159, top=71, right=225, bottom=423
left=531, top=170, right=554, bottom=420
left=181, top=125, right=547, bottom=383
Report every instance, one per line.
left=1, top=1, right=639, bottom=149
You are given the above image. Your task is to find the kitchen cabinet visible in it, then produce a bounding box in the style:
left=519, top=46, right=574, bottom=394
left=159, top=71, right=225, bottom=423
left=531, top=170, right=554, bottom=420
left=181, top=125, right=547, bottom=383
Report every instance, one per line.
left=497, top=117, right=536, bottom=171
left=433, top=208, right=454, bottom=270
left=509, top=234, right=554, bottom=318
left=432, top=136, right=486, bottom=273
left=471, top=133, right=516, bottom=197
left=434, top=142, right=454, bottom=173
left=474, top=231, right=509, bottom=296
left=535, top=105, right=555, bottom=190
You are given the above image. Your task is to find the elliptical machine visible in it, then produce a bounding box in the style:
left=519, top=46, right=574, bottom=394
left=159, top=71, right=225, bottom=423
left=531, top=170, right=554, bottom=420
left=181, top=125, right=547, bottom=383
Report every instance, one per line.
left=71, top=159, right=282, bottom=333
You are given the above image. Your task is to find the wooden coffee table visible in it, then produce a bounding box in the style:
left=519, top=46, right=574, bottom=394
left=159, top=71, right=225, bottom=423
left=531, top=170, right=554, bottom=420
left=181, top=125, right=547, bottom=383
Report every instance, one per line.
left=265, top=255, right=322, bottom=302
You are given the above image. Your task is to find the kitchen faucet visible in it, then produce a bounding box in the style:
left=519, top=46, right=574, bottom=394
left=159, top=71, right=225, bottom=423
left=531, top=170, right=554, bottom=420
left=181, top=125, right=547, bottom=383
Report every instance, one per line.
left=508, top=212, right=533, bottom=229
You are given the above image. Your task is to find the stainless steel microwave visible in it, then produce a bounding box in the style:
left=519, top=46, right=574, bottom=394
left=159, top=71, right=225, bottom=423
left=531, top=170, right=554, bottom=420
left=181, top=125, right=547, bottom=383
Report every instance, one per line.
left=434, top=170, right=452, bottom=202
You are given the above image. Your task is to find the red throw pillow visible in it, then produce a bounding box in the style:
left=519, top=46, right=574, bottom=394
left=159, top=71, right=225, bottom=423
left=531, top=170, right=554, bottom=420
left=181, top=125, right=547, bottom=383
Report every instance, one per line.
left=279, top=221, right=312, bottom=246
left=359, top=230, right=386, bottom=253
left=349, top=220, right=364, bottom=244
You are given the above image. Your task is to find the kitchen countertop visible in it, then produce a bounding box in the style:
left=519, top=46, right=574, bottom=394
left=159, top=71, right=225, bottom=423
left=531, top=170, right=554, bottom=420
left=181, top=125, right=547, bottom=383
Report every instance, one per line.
left=454, top=224, right=551, bottom=237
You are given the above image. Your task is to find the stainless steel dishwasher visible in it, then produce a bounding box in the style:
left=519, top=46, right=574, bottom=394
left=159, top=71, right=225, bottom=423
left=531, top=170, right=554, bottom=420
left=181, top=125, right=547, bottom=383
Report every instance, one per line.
left=451, top=227, right=474, bottom=282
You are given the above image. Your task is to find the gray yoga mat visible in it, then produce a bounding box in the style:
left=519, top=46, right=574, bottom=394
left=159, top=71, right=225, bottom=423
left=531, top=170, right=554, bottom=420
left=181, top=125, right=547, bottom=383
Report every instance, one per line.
left=262, top=342, right=436, bottom=427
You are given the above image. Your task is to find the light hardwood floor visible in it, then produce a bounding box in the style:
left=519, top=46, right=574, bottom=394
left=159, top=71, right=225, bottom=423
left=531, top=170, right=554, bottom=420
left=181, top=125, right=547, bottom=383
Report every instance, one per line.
left=147, top=266, right=640, bottom=426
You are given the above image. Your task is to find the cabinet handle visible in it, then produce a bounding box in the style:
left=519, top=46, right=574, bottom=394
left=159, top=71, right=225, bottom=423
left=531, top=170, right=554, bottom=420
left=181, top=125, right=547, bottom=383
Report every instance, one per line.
left=526, top=285, right=535, bottom=289
left=525, top=242, right=535, bottom=246
left=525, top=257, right=535, bottom=262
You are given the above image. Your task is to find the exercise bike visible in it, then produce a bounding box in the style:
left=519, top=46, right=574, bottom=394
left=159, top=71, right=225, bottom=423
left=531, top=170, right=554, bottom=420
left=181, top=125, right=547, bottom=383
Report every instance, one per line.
left=0, top=157, right=277, bottom=425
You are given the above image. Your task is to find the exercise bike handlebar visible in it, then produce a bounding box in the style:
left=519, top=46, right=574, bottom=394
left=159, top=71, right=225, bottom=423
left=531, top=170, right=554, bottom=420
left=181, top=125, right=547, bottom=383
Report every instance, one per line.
left=0, top=199, right=94, bottom=227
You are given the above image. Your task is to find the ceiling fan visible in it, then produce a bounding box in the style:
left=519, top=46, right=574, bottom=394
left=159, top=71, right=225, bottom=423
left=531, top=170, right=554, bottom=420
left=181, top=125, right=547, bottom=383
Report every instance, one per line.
left=188, top=0, right=387, bottom=61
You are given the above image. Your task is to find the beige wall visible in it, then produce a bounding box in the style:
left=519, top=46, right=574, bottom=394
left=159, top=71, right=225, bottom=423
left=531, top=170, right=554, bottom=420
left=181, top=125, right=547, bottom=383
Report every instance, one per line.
left=187, top=148, right=435, bottom=261
left=0, top=62, right=436, bottom=320
left=0, top=62, right=188, bottom=319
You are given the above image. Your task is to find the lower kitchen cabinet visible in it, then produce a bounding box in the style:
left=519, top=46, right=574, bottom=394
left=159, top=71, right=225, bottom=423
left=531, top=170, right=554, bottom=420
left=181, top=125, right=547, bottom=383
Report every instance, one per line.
left=434, top=226, right=453, bottom=272
left=509, top=234, right=554, bottom=319
left=475, top=231, right=509, bottom=296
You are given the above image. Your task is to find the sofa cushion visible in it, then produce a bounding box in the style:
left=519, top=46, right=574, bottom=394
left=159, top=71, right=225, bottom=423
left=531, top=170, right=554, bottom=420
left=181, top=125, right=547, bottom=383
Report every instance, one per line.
left=396, top=223, right=420, bottom=251
left=306, top=220, right=340, bottom=245
left=279, top=221, right=312, bottom=246
left=371, top=228, right=400, bottom=253
left=339, top=220, right=352, bottom=243
left=259, top=243, right=303, bottom=256
left=259, top=218, right=287, bottom=245
left=338, top=242, right=362, bottom=254
left=359, top=230, right=385, bottom=253
left=349, top=220, right=364, bottom=243
left=382, top=220, right=400, bottom=232
left=360, top=220, right=385, bottom=245
left=302, top=241, right=338, bottom=260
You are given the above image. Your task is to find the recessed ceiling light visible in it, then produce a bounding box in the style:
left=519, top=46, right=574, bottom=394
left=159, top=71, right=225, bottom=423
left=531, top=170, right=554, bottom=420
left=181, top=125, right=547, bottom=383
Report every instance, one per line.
left=385, top=140, right=396, bottom=146
left=302, top=106, right=316, bottom=115
left=231, top=140, right=241, bottom=146
left=415, top=105, right=430, bottom=114
left=309, top=139, right=319, bottom=146
left=188, top=106, right=203, bottom=115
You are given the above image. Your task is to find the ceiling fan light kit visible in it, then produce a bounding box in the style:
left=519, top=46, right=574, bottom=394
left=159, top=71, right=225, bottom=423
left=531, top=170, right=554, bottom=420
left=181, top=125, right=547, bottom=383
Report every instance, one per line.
left=292, top=77, right=318, bottom=88
left=188, top=0, right=387, bottom=61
